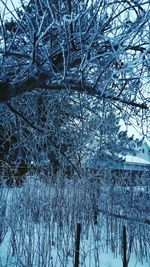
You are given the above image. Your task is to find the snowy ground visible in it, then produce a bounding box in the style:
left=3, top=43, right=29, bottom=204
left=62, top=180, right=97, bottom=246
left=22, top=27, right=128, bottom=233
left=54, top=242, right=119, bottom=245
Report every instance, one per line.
left=0, top=175, right=149, bottom=267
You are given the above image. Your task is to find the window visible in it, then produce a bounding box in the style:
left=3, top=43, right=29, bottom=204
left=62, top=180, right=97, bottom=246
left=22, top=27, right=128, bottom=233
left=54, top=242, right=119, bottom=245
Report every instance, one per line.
left=142, top=149, right=144, bottom=153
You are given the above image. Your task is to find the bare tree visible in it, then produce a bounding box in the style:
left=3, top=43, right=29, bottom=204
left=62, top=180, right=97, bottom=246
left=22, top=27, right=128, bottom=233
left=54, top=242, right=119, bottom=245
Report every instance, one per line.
left=0, top=0, right=149, bottom=179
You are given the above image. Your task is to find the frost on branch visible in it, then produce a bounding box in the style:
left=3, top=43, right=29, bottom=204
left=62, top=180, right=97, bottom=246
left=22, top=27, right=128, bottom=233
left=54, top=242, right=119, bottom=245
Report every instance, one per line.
left=0, top=0, right=149, bottom=180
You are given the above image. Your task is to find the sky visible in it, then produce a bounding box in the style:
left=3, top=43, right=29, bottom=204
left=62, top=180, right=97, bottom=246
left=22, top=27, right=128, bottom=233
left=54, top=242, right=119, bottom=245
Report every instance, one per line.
left=0, top=0, right=22, bottom=18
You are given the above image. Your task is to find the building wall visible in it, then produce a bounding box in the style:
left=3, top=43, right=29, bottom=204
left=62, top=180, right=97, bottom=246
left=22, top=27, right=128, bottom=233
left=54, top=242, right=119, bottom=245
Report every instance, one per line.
left=136, top=142, right=150, bottom=162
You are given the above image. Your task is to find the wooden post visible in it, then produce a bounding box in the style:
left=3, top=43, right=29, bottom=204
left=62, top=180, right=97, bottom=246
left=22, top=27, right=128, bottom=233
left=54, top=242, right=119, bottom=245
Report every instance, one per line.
left=74, top=223, right=81, bottom=267
left=123, top=225, right=127, bottom=267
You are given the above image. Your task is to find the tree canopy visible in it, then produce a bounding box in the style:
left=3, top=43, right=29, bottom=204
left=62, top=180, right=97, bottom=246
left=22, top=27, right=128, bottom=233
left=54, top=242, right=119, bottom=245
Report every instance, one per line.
left=0, top=0, right=150, bottom=180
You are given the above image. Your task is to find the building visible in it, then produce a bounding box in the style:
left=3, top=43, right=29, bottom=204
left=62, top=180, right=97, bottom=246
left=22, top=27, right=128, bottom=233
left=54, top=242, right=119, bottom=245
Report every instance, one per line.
left=121, top=138, right=150, bottom=172
left=85, top=138, right=150, bottom=185
left=94, top=138, right=150, bottom=172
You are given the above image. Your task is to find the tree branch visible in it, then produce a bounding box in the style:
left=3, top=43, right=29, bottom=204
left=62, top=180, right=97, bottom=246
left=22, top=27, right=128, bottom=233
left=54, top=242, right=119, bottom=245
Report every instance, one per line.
left=6, top=102, right=82, bottom=178
left=0, top=75, right=148, bottom=109
left=0, top=49, right=31, bottom=59
left=99, top=208, right=150, bottom=225
left=0, top=74, right=148, bottom=109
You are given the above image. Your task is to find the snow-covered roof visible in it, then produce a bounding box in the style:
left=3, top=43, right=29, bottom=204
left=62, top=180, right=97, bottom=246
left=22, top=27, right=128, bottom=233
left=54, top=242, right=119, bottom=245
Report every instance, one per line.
left=143, top=138, right=150, bottom=148
left=85, top=137, right=150, bottom=171
left=124, top=155, right=150, bottom=165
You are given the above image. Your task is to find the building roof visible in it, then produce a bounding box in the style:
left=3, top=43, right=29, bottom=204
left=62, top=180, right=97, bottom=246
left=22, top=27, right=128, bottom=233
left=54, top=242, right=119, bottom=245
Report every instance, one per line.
left=124, top=155, right=150, bottom=166
left=143, top=138, right=150, bottom=148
